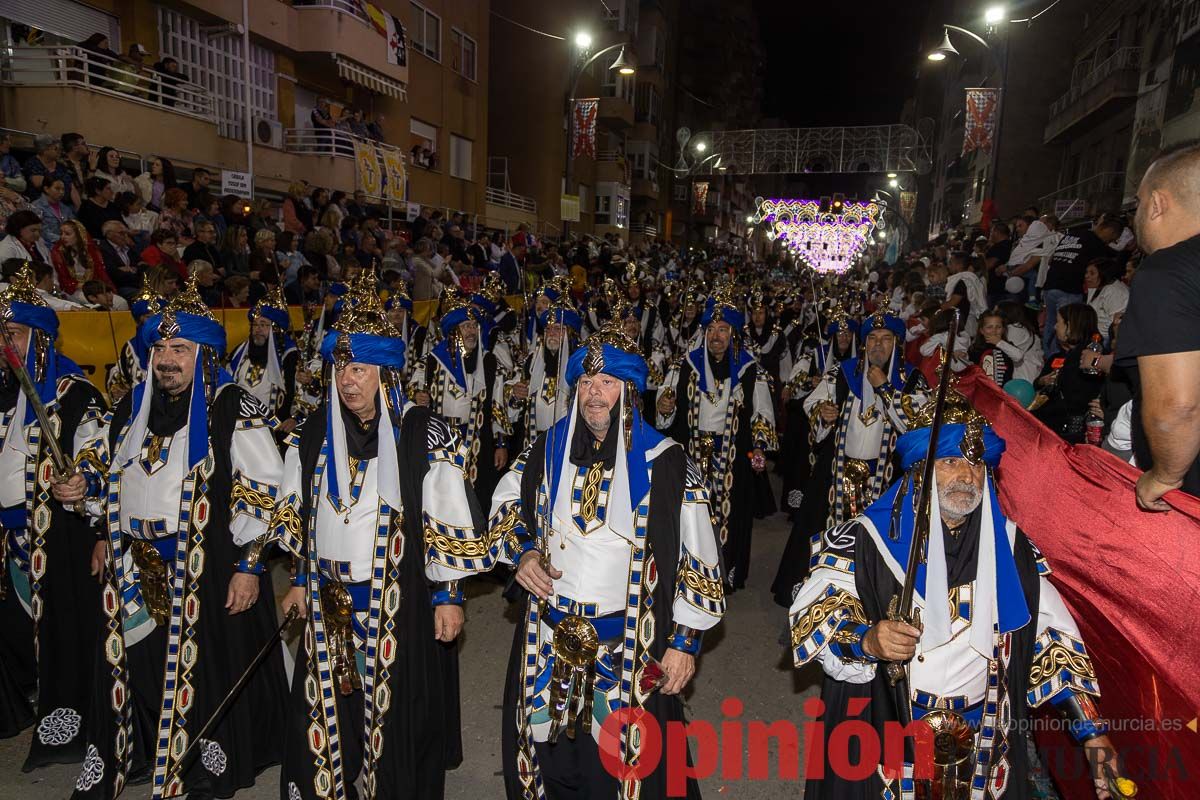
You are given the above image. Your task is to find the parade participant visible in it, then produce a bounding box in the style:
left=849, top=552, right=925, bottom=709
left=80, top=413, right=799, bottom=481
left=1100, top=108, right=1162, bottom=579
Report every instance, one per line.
left=273, top=272, right=489, bottom=800
left=617, top=299, right=672, bottom=408
left=384, top=286, right=428, bottom=385
left=655, top=285, right=778, bottom=592
left=508, top=297, right=582, bottom=451
left=664, top=287, right=703, bottom=359
left=473, top=272, right=519, bottom=372
left=0, top=264, right=106, bottom=767
left=227, top=284, right=299, bottom=432
left=520, top=277, right=568, bottom=357
left=744, top=288, right=791, bottom=398
left=412, top=291, right=512, bottom=501
left=492, top=320, right=725, bottom=799
left=788, top=389, right=1122, bottom=800
left=800, top=310, right=926, bottom=534
left=105, top=277, right=164, bottom=405
left=622, top=264, right=665, bottom=349
left=72, top=277, right=289, bottom=799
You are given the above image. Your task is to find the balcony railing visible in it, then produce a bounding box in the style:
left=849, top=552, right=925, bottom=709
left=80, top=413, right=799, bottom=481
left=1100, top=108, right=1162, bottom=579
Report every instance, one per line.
left=293, top=0, right=371, bottom=24
left=630, top=223, right=658, bottom=237
left=596, top=149, right=624, bottom=163
left=485, top=187, right=537, bottom=214
left=1048, top=47, right=1142, bottom=120
left=285, top=127, right=404, bottom=160
left=1038, top=171, right=1125, bottom=219
left=0, top=45, right=214, bottom=121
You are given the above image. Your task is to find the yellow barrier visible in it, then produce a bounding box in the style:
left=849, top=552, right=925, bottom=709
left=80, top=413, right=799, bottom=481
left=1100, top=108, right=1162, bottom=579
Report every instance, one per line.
left=56, top=296, right=527, bottom=394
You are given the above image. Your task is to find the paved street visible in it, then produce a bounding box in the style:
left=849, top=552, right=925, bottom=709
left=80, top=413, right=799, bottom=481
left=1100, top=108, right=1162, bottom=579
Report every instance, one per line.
left=1, top=485, right=820, bottom=799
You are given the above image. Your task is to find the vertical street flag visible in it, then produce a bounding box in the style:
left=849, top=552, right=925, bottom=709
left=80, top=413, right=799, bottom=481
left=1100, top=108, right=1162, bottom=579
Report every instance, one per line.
left=900, top=190, right=917, bottom=223
left=382, top=147, right=407, bottom=202
left=354, top=139, right=382, bottom=198
left=362, top=3, right=406, bottom=66
left=963, top=87, right=1001, bottom=156
left=692, top=181, right=709, bottom=215
left=571, top=99, right=599, bottom=159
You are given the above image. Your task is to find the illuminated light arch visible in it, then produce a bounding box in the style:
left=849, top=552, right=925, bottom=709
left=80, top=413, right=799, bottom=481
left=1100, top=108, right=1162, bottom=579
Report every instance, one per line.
left=752, top=198, right=881, bottom=274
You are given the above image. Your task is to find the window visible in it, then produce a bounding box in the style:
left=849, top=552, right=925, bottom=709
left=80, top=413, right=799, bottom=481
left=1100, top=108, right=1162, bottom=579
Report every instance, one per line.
left=410, top=118, right=439, bottom=170
left=635, top=84, right=660, bottom=125
left=601, top=71, right=634, bottom=104
left=450, top=28, right=477, bottom=81
left=578, top=184, right=590, bottom=215
left=650, top=26, right=666, bottom=69
left=595, top=193, right=612, bottom=225
left=673, top=184, right=688, bottom=202
left=410, top=2, right=441, bottom=62
left=449, top=134, right=473, bottom=181
left=158, top=7, right=276, bottom=139
left=596, top=181, right=629, bottom=228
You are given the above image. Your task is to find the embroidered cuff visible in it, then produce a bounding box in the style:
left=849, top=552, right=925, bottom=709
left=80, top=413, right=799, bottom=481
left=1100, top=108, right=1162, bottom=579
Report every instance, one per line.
left=874, top=383, right=896, bottom=405
left=82, top=469, right=104, bottom=500
left=828, top=621, right=878, bottom=663
left=233, top=535, right=270, bottom=575
left=431, top=580, right=464, bottom=606
left=291, top=564, right=307, bottom=587
left=668, top=624, right=703, bottom=655
left=1052, top=688, right=1109, bottom=743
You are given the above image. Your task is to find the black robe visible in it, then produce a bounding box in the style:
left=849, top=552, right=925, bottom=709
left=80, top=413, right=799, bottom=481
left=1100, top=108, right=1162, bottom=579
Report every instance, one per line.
left=0, top=377, right=105, bottom=770
left=75, top=384, right=288, bottom=799
left=803, top=512, right=1041, bottom=799
left=280, top=404, right=469, bottom=800
left=501, top=435, right=701, bottom=800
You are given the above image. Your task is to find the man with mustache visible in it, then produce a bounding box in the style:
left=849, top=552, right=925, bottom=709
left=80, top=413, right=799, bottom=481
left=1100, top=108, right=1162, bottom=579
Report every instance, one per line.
left=506, top=297, right=583, bottom=452
left=491, top=318, right=724, bottom=799
left=0, top=263, right=106, bottom=770
left=788, top=389, right=1122, bottom=800
left=654, top=284, right=777, bottom=592
left=272, top=272, right=488, bottom=800
left=227, top=284, right=300, bottom=435
left=71, top=277, right=289, bottom=799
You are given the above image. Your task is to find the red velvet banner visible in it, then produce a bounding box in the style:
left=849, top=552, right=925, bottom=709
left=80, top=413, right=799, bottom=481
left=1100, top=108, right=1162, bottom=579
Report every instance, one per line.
left=934, top=364, right=1200, bottom=798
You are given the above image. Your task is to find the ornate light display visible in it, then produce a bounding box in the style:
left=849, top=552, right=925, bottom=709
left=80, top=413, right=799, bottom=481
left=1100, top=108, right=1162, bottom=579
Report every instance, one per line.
left=751, top=198, right=882, bottom=273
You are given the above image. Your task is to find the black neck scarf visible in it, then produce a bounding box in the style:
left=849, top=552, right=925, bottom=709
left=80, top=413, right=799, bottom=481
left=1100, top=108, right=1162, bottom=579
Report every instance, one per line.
left=568, top=405, right=619, bottom=469
left=342, top=396, right=380, bottom=460
left=247, top=338, right=269, bottom=367
left=149, top=386, right=191, bottom=436
left=708, top=350, right=731, bottom=383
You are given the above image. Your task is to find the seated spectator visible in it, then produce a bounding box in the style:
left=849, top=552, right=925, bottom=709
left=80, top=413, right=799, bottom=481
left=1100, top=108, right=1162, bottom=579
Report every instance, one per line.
left=97, top=219, right=140, bottom=297
left=188, top=259, right=222, bottom=307
left=245, top=198, right=276, bottom=234
left=223, top=274, right=251, bottom=307
left=23, top=135, right=77, bottom=206
left=249, top=228, right=279, bottom=284
left=221, top=224, right=251, bottom=276
left=183, top=220, right=226, bottom=276
left=0, top=256, right=84, bottom=310
left=156, top=187, right=193, bottom=241
left=142, top=262, right=179, bottom=298
left=285, top=263, right=322, bottom=305
left=134, top=155, right=178, bottom=211
left=318, top=204, right=343, bottom=241
left=991, top=301, right=1044, bottom=384
left=0, top=184, right=34, bottom=234
left=154, top=56, right=188, bottom=108
left=181, top=167, right=212, bottom=209
left=0, top=134, right=27, bottom=194
left=302, top=228, right=338, bottom=279
left=0, top=209, right=52, bottom=263
left=81, top=278, right=116, bottom=309
left=60, top=133, right=92, bottom=198
left=411, top=237, right=455, bottom=300
left=276, top=231, right=309, bottom=287
left=1083, top=257, right=1129, bottom=345
left=31, top=178, right=74, bottom=246
left=93, top=147, right=136, bottom=195
left=140, top=228, right=187, bottom=281
left=51, top=219, right=114, bottom=302
left=118, top=191, right=159, bottom=247
left=282, top=181, right=311, bottom=235
left=347, top=189, right=370, bottom=219
left=192, top=192, right=224, bottom=237
left=969, top=309, right=1015, bottom=386
left=1033, top=303, right=1104, bottom=443
left=76, top=176, right=123, bottom=239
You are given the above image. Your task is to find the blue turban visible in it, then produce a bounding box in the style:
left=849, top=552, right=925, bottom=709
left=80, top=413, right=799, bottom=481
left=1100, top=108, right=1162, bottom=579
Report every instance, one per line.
left=538, top=305, right=582, bottom=335
left=826, top=317, right=860, bottom=340
left=251, top=304, right=291, bottom=332
left=439, top=304, right=484, bottom=337
left=319, top=330, right=406, bottom=371
left=895, top=422, right=1006, bottom=471
left=7, top=301, right=81, bottom=424
left=701, top=297, right=745, bottom=331
left=565, top=342, right=649, bottom=394
left=385, top=294, right=413, bottom=312
left=860, top=312, right=906, bottom=341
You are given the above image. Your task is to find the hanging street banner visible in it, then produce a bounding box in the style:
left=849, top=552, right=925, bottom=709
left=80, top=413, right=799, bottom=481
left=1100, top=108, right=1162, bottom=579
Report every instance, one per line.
left=692, top=181, right=709, bottom=215
left=962, top=87, right=1001, bottom=156
left=381, top=146, right=407, bottom=202
left=900, top=190, right=917, bottom=223
left=354, top=139, right=383, bottom=198
left=560, top=193, right=581, bottom=222
left=571, top=99, right=599, bottom=159
left=362, top=2, right=408, bottom=67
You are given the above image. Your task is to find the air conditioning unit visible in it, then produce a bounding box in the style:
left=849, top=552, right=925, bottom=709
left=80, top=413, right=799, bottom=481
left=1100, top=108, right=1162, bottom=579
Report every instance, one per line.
left=253, top=117, right=284, bottom=148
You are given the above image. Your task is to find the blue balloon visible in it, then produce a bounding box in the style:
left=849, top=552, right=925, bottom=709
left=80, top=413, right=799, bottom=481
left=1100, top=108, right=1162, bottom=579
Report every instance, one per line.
left=1003, top=379, right=1036, bottom=409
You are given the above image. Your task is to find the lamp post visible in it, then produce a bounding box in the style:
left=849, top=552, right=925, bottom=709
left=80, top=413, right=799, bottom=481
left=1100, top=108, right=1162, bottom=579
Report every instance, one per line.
left=563, top=40, right=636, bottom=237
left=926, top=12, right=1009, bottom=207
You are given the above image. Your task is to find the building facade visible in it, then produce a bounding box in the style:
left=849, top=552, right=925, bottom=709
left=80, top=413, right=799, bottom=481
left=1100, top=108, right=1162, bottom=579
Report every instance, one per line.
left=1, top=0, right=489, bottom=217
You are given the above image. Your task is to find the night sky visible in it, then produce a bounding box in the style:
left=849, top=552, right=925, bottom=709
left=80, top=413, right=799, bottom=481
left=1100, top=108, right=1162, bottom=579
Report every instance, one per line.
left=755, top=0, right=933, bottom=127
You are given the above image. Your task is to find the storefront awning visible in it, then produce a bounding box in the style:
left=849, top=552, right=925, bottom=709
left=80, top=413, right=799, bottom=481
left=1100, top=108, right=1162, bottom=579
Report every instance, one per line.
left=332, top=54, right=407, bottom=100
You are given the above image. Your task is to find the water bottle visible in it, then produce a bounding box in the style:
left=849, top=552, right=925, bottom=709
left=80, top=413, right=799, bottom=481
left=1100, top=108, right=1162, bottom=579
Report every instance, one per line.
left=1081, top=334, right=1103, bottom=375
left=1085, top=412, right=1104, bottom=446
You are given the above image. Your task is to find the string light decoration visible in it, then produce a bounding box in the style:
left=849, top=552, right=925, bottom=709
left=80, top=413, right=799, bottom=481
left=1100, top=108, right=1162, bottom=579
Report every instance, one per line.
left=750, top=198, right=882, bottom=273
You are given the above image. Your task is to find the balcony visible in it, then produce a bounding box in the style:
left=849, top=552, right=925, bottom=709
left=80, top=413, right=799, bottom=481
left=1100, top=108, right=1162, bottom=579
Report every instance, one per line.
left=284, top=128, right=406, bottom=201
left=597, top=95, right=635, bottom=129
left=596, top=150, right=631, bottom=184
left=1044, top=47, right=1142, bottom=143
left=484, top=187, right=537, bottom=228
left=630, top=222, right=658, bottom=238
left=1038, top=171, right=1125, bottom=222
left=631, top=177, right=659, bottom=199
left=0, top=45, right=219, bottom=159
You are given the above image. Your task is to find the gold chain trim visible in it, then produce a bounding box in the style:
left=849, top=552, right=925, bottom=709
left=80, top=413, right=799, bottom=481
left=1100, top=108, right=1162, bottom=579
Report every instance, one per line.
left=424, top=526, right=491, bottom=558
left=790, top=589, right=868, bottom=648
left=1029, top=641, right=1097, bottom=686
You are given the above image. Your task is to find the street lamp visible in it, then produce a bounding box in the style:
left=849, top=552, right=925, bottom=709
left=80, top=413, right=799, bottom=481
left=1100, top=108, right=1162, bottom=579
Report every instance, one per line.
left=695, top=141, right=707, bottom=153
left=610, top=46, right=636, bottom=76
left=927, top=30, right=959, bottom=61
left=574, top=31, right=593, bottom=50
left=984, top=5, right=1006, bottom=25
left=889, top=178, right=900, bottom=189
left=886, top=172, right=897, bottom=179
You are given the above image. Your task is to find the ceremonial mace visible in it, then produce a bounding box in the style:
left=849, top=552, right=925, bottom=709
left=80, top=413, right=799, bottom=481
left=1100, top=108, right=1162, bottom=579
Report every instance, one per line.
left=0, top=323, right=85, bottom=513
left=885, top=310, right=960, bottom=727
left=160, top=607, right=299, bottom=798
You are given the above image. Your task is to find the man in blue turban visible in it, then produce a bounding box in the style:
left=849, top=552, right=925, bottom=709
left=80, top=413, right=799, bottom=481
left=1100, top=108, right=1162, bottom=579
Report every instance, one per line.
left=789, top=390, right=1120, bottom=800
left=505, top=296, right=583, bottom=452
left=104, top=275, right=164, bottom=405
left=71, top=276, right=289, bottom=800
left=227, top=283, right=299, bottom=435
left=491, top=319, right=725, bottom=799
left=655, top=283, right=778, bottom=592
left=272, top=271, right=489, bottom=800
left=0, top=263, right=106, bottom=770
